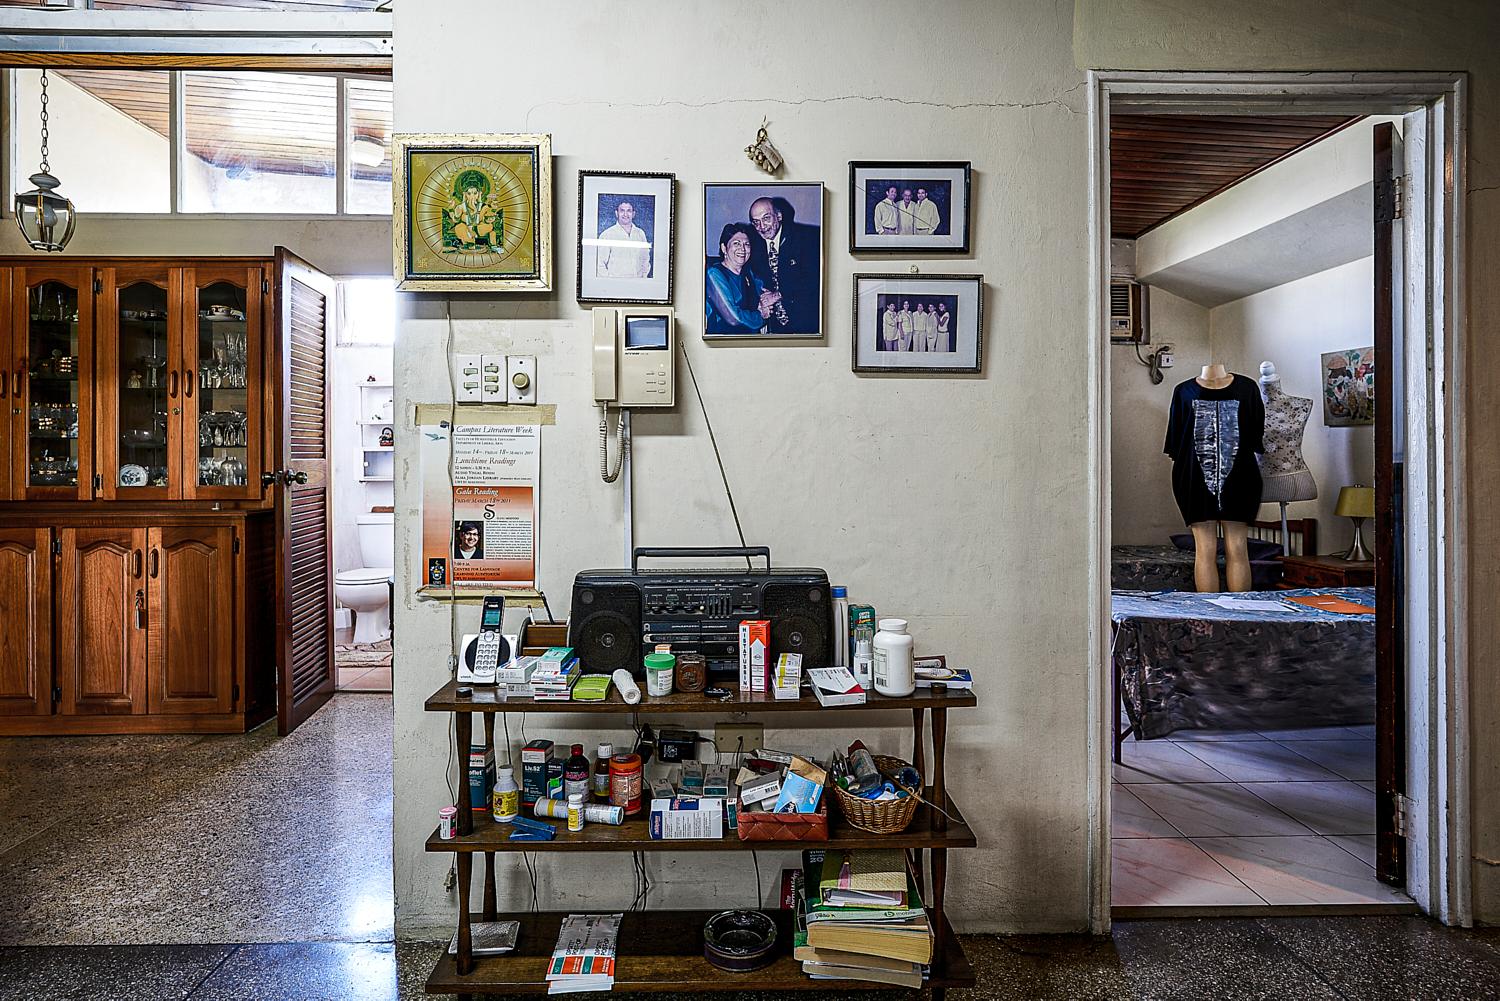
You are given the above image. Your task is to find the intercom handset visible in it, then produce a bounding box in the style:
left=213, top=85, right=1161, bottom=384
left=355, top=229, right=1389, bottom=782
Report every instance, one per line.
left=458, top=595, right=511, bottom=684
left=592, top=307, right=675, bottom=407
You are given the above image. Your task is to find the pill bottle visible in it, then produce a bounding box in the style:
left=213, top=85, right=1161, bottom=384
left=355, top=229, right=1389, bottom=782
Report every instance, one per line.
left=567, top=793, right=585, bottom=833
left=872, top=618, right=915, bottom=697
left=644, top=652, right=675, bottom=697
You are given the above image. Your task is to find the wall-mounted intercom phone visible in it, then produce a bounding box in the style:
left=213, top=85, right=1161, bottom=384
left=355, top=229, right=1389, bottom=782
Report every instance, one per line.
left=592, top=307, right=675, bottom=408
left=458, top=595, right=514, bottom=684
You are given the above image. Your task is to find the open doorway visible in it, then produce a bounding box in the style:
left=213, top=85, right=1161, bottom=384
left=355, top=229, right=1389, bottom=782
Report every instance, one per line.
left=1089, top=73, right=1468, bottom=927
left=331, top=277, right=395, bottom=692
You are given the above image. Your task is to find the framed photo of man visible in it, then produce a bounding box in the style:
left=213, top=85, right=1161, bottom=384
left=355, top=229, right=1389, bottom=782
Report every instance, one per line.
left=849, top=161, right=971, bottom=254
left=852, top=273, right=984, bottom=374
left=577, top=170, right=675, bottom=304
left=392, top=133, right=553, bottom=292
left=702, top=181, right=824, bottom=339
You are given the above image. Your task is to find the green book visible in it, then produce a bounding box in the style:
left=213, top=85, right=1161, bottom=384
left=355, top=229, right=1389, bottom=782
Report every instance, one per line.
left=799, top=850, right=925, bottom=924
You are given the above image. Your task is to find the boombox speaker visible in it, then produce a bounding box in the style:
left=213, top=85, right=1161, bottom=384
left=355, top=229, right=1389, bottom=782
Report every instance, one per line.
left=568, top=546, right=833, bottom=678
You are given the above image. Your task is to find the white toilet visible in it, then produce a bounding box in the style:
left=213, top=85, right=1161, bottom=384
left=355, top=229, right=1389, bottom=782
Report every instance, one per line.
left=335, top=512, right=394, bottom=644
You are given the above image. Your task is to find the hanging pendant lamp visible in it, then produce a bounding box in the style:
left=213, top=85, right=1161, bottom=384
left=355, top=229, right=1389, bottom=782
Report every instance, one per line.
left=14, top=69, right=76, bottom=253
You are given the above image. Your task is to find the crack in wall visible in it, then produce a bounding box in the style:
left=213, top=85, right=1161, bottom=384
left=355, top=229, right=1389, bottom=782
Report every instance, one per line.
left=524, top=84, right=1085, bottom=130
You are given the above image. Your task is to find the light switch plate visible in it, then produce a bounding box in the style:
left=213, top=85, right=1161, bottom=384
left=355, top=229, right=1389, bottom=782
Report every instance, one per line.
left=452, top=353, right=481, bottom=403
left=506, top=355, right=536, bottom=405
left=480, top=354, right=507, bottom=403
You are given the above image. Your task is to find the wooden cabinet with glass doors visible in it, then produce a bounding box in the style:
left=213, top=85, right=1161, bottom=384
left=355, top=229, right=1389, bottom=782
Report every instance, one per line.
left=0, top=254, right=303, bottom=736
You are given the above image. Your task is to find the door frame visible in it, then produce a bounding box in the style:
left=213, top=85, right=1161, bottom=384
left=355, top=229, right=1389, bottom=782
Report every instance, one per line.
left=1086, top=71, right=1469, bottom=930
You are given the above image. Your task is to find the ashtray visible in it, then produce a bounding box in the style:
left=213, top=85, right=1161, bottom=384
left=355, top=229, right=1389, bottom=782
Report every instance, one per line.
left=703, top=909, right=777, bottom=972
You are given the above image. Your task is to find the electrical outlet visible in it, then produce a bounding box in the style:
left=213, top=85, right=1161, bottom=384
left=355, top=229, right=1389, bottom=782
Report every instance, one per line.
left=714, top=722, right=764, bottom=754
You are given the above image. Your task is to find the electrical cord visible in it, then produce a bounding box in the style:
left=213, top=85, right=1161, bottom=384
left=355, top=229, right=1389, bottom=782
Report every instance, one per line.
left=599, top=403, right=627, bottom=482
left=678, top=339, right=750, bottom=568
left=1133, top=341, right=1166, bottom=385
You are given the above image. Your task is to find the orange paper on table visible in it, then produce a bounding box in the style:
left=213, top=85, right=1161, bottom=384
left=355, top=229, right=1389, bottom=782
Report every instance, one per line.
left=1284, top=594, right=1375, bottom=615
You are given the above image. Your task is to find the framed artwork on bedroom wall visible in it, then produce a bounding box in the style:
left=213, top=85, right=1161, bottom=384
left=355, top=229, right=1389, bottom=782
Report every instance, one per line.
left=848, top=160, right=972, bottom=254
left=852, top=273, right=984, bottom=374
left=1321, top=346, right=1375, bottom=426
left=702, top=180, right=824, bottom=339
left=392, top=132, right=553, bottom=292
left=577, top=170, right=676, bottom=304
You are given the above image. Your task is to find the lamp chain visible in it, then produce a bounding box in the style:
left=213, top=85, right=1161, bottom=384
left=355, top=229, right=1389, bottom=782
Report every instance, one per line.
left=38, top=68, right=50, bottom=174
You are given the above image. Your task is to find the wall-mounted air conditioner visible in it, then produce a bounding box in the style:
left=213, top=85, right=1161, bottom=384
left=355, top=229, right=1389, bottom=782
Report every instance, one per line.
left=1110, top=279, right=1149, bottom=344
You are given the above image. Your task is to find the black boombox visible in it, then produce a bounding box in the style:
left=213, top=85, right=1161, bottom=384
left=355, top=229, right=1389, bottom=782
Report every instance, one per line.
left=567, top=547, right=834, bottom=678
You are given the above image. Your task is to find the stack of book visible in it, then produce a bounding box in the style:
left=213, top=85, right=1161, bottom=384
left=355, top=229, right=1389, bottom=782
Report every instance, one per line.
left=792, top=848, right=932, bottom=988
left=530, top=647, right=581, bottom=701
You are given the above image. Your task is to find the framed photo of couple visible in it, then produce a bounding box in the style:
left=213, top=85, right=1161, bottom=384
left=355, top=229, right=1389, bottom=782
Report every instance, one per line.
left=852, top=273, right=984, bottom=374
left=702, top=181, right=824, bottom=340
left=576, top=170, right=676, bottom=304
left=849, top=161, right=972, bottom=254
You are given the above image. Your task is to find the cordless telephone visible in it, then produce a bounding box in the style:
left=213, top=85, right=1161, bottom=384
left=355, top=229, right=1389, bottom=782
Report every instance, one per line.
left=458, top=596, right=511, bottom=684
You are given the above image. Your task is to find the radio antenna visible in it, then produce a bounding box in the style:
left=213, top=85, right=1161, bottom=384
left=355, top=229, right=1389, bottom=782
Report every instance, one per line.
left=679, top=339, right=751, bottom=569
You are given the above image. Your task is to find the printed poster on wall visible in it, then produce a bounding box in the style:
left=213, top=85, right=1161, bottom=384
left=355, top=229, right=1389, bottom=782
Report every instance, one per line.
left=420, top=423, right=539, bottom=588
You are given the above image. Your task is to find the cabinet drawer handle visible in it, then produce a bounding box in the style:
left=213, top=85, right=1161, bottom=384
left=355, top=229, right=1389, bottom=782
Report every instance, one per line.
left=148, top=549, right=159, bottom=579
left=134, top=590, right=146, bottom=629
left=184, top=370, right=194, bottom=398
left=133, top=549, right=143, bottom=578
left=168, top=370, right=179, bottom=398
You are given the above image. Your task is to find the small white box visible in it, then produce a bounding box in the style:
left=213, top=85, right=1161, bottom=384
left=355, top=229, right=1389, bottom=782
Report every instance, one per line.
left=773, top=653, right=802, bottom=700
left=480, top=354, right=507, bottom=403
left=649, top=798, right=724, bottom=840
left=452, top=353, right=482, bottom=403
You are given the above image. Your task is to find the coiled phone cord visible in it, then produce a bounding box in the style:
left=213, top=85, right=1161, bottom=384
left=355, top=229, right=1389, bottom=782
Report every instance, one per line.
left=599, top=402, right=627, bottom=482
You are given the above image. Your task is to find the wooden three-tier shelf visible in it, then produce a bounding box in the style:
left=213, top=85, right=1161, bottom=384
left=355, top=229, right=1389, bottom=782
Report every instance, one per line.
left=422, top=680, right=979, bottom=999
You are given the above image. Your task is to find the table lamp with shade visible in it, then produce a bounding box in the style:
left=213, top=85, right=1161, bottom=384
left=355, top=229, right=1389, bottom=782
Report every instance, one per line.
left=1335, top=485, right=1375, bottom=562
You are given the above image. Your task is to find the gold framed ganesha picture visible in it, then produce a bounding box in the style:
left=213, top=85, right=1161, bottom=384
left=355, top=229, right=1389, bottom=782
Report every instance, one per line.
left=392, top=133, right=553, bottom=292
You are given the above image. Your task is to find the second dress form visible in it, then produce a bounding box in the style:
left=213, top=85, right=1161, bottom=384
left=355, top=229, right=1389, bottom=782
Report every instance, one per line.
left=1164, top=363, right=1266, bottom=592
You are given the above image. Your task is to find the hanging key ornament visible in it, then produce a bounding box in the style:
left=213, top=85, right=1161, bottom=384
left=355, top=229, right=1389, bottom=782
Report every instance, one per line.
left=744, top=120, right=784, bottom=175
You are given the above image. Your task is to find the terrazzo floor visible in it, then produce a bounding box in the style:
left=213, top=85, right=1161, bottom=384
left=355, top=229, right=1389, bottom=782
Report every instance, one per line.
left=3, top=696, right=1496, bottom=997
left=1112, top=723, right=1412, bottom=910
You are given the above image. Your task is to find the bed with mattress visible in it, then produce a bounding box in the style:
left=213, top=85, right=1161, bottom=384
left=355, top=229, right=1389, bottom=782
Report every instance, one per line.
left=1110, top=517, right=1318, bottom=591
left=1111, top=585, right=1375, bottom=759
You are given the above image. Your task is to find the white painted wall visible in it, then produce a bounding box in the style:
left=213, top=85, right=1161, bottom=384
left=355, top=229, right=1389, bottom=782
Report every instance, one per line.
left=1209, top=258, right=1376, bottom=553
left=392, top=0, right=1091, bottom=936
left=1110, top=287, right=1211, bottom=544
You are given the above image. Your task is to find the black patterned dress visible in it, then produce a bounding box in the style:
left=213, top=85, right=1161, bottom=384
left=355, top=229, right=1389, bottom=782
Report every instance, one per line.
left=1163, top=375, right=1266, bottom=525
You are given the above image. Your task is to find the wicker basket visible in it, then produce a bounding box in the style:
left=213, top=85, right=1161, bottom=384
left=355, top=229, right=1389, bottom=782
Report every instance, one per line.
left=832, top=754, right=920, bottom=834
left=736, top=797, right=829, bottom=842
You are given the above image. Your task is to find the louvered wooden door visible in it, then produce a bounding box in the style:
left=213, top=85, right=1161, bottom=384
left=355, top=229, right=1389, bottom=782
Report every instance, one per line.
left=273, top=248, right=335, bottom=735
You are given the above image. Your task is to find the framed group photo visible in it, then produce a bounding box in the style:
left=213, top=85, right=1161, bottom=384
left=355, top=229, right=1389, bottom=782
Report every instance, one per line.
left=848, top=160, right=972, bottom=254
left=702, top=181, right=824, bottom=339
left=577, top=170, right=675, bottom=304
left=392, top=133, right=553, bottom=292
left=852, top=273, right=984, bottom=374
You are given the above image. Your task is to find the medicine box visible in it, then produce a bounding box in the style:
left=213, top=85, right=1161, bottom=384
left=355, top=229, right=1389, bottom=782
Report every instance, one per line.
left=649, top=798, right=724, bottom=840
left=739, top=620, right=770, bottom=692
left=495, top=655, right=538, bottom=685
left=773, top=652, right=802, bottom=700
left=680, top=760, right=705, bottom=797
left=520, top=739, right=554, bottom=805
left=704, top=764, right=731, bottom=799
left=468, top=742, right=495, bottom=815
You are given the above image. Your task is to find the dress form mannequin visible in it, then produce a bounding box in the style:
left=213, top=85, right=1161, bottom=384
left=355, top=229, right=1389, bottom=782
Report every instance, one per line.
left=1164, top=361, right=1265, bottom=592
left=1257, top=360, right=1318, bottom=547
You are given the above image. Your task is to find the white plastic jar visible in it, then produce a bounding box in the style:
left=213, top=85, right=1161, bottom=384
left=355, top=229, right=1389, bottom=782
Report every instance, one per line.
left=872, top=618, right=915, bottom=697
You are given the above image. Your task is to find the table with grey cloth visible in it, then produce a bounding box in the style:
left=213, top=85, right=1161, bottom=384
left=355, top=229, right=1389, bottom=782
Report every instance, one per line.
left=1111, top=586, right=1376, bottom=758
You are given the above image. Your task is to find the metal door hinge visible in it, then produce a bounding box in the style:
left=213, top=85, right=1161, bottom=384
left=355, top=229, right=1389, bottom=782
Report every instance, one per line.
left=92, top=473, right=102, bottom=492
left=1376, top=176, right=1403, bottom=225
left=1393, top=792, right=1410, bottom=837
left=92, top=277, right=102, bottom=295
left=51, top=538, right=61, bottom=556
left=51, top=685, right=61, bottom=706
left=262, top=278, right=270, bottom=294
left=232, top=682, right=240, bottom=706
left=233, top=536, right=241, bottom=555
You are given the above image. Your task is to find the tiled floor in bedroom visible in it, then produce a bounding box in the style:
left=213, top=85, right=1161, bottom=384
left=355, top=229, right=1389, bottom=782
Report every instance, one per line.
left=1112, top=723, right=1414, bottom=909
